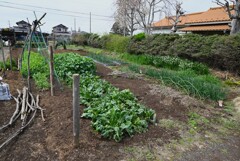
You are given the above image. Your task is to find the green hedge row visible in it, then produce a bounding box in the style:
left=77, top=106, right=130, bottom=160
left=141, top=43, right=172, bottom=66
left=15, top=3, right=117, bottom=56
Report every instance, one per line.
left=129, top=33, right=240, bottom=74
left=72, top=33, right=240, bottom=75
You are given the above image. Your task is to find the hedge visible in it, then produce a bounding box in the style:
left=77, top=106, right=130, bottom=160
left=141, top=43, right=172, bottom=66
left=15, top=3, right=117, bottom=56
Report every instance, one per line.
left=72, top=33, right=240, bottom=74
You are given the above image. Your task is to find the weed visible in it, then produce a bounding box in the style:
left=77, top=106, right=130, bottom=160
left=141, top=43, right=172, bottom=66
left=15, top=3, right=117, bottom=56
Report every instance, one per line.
left=145, top=151, right=155, bottom=160
left=125, top=147, right=136, bottom=153
left=188, top=112, right=209, bottom=131
left=158, top=119, right=183, bottom=129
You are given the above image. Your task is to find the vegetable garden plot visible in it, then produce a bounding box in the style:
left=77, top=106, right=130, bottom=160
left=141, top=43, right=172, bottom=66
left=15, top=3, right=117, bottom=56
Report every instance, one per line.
left=23, top=52, right=155, bottom=142
left=1, top=48, right=240, bottom=161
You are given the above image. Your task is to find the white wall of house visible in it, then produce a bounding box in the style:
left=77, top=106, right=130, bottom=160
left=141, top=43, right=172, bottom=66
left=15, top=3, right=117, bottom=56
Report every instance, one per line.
left=152, top=28, right=172, bottom=34
left=152, top=28, right=187, bottom=35
left=53, top=27, right=68, bottom=33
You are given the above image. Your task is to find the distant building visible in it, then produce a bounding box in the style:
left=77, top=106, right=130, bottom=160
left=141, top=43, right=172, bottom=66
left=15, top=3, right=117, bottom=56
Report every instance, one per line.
left=14, top=20, right=30, bottom=33
left=1, top=20, right=49, bottom=47
left=52, top=24, right=70, bottom=35
left=0, top=20, right=30, bottom=44
left=12, top=20, right=31, bottom=41
left=52, top=24, right=71, bottom=42
left=152, top=6, right=231, bottom=35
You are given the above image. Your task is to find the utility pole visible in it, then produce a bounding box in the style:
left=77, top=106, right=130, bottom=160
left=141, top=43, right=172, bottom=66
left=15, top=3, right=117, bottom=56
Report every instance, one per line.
left=90, top=12, right=92, bottom=34
left=74, top=18, right=76, bottom=32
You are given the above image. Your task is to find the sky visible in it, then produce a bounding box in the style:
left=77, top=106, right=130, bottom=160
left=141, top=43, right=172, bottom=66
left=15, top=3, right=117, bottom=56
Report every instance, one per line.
left=0, top=0, right=219, bottom=34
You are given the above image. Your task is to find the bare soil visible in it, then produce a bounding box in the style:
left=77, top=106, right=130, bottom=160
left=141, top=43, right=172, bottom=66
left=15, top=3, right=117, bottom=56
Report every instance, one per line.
left=0, top=49, right=239, bottom=161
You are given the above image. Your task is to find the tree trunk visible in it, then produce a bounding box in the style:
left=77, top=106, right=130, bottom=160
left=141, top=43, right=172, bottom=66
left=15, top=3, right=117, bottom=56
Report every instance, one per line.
left=230, top=0, right=240, bottom=35
left=230, top=19, right=240, bottom=35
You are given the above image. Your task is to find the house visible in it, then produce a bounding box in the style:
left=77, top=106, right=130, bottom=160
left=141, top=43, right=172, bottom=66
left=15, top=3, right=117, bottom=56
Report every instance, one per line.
left=0, top=20, right=30, bottom=44
left=152, top=6, right=232, bottom=35
left=13, top=20, right=31, bottom=41
left=14, top=20, right=30, bottom=32
left=52, top=24, right=69, bottom=33
left=51, top=24, right=71, bottom=42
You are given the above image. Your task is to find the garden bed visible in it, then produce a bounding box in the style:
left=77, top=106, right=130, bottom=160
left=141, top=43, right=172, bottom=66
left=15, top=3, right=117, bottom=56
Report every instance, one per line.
left=0, top=48, right=239, bottom=161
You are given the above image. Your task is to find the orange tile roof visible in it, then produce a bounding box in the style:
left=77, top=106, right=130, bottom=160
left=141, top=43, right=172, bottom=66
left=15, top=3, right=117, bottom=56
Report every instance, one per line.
left=152, top=12, right=203, bottom=27
left=152, top=6, right=231, bottom=28
left=187, top=6, right=231, bottom=24
left=180, top=25, right=230, bottom=31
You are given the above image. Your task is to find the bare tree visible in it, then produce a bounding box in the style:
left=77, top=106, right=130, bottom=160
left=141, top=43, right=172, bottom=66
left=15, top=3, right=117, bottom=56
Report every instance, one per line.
left=114, top=0, right=138, bottom=36
left=214, top=0, right=240, bottom=35
left=134, top=0, right=177, bottom=34
left=166, top=1, right=185, bottom=33
left=115, top=0, right=178, bottom=35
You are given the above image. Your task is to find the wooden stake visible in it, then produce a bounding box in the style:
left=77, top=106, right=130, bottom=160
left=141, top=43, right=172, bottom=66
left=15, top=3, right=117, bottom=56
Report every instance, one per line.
left=0, top=36, right=6, bottom=76
left=21, top=87, right=27, bottom=120
left=27, top=31, right=34, bottom=92
left=8, top=40, right=12, bottom=70
left=73, top=74, right=80, bottom=148
left=53, top=34, right=56, bottom=50
left=19, top=47, right=25, bottom=70
left=49, top=46, right=54, bottom=96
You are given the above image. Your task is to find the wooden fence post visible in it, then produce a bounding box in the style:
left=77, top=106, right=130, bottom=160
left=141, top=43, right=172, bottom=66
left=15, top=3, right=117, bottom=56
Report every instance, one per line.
left=73, top=74, right=80, bottom=148
left=49, top=46, right=54, bottom=96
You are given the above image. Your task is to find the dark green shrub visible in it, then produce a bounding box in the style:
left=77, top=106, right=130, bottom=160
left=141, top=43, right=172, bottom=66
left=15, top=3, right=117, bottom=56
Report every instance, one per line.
left=133, top=33, right=146, bottom=41
left=105, top=34, right=130, bottom=53
left=72, top=33, right=90, bottom=46
left=99, top=34, right=111, bottom=49
left=211, top=34, right=240, bottom=74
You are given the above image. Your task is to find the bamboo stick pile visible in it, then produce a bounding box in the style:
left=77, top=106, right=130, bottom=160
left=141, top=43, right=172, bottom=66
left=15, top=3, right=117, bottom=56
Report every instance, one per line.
left=0, top=87, right=45, bottom=149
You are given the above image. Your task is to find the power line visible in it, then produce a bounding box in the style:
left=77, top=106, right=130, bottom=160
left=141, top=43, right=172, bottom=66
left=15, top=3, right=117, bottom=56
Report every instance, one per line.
left=0, top=0, right=114, bottom=19
left=0, top=4, right=114, bottom=22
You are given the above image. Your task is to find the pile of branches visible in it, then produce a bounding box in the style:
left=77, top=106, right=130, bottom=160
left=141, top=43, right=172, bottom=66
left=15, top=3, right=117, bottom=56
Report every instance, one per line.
left=0, top=87, right=45, bottom=149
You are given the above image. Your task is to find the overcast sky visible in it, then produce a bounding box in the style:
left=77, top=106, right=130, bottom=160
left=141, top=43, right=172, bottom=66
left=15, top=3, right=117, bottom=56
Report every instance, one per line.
left=0, top=0, right=218, bottom=34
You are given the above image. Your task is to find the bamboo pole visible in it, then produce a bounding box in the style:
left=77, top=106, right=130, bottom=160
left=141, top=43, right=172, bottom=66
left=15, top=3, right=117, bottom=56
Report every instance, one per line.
left=73, top=74, right=80, bottom=148
left=49, top=46, right=54, bottom=96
